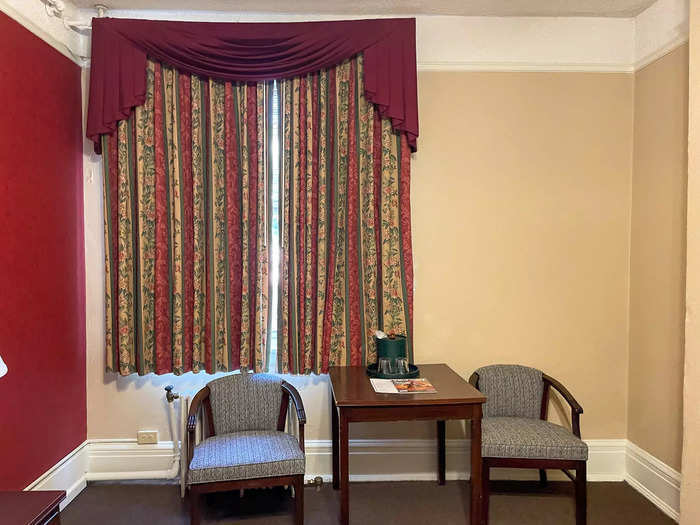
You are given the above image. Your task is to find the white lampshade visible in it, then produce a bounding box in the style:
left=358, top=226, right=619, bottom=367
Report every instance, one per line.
left=0, top=355, right=7, bottom=378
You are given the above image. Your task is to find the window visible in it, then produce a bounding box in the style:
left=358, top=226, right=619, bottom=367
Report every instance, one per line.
left=267, top=80, right=281, bottom=372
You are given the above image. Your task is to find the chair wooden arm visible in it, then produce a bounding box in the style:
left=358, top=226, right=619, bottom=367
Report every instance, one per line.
left=468, top=372, right=479, bottom=388
left=186, top=386, right=212, bottom=465
left=282, top=381, right=307, bottom=424
left=543, top=374, right=584, bottom=438
left=281, top=381, right=306, bottom=452
left=543, top=374, right=583, bottom=414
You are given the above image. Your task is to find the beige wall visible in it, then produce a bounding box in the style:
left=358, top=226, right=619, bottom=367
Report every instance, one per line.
left=86, top=71, right=635, bottom=445
left=628, top=44, right=688, bottom=472
left=412, top=71, right=633, bottom=439
left=682, top=2, right=700, bottom=521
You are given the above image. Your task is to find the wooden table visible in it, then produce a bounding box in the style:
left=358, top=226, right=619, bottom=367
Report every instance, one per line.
left=329, top=363, right=486, bottom=525
left=0, top=490, right=66, bottom=524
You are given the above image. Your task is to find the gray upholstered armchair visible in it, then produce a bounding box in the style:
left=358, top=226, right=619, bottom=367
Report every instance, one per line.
left=186, top=373, right=306, bottom=525
left=469, top=365, right=587, bottom=525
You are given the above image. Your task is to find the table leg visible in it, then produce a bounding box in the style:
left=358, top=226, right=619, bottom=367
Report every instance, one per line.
left=437, top=420, right=446, bottom=485
left=339, top=412, right=350, bottom=525
left=332, top=393, right=339, bottom=490
left=470, top=416, right=483, bottom=525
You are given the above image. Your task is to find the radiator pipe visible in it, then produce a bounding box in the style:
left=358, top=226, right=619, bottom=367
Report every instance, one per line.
left=165, top=384, right=179, bottom=403
left=85, top=387, right=183, bottom=482
left=164, top=386, right=181, bottom=480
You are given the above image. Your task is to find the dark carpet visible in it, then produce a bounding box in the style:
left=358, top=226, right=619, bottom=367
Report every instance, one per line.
left=60, top=480, right=674, bottom=525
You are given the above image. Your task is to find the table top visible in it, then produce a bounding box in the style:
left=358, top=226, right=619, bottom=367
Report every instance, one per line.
left=329, top=363, right=486, bottom=407
left=0, top=490, right=65, bottom=525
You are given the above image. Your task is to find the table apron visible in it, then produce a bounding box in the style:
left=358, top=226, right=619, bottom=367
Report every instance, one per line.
left=340, top=403, right=481, bottom=422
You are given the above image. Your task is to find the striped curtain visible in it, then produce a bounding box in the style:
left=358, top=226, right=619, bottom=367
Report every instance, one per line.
left=102, top=59, right=270, bottom=375
left=278, top=55, right=414, bottom=374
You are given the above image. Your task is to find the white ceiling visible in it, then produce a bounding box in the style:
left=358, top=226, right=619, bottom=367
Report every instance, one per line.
left=73, top=0, right=658, bottom=18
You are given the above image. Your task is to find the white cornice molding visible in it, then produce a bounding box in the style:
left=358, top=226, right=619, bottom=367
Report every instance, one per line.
left=417, top=61, right=635, bottom=73
left=4, top=0, right=691, bottom=73
left=0, top=0, right=88, bottom=65
left=416, top=16, right=636, bottom=73
left=634, top=0, right=688, bottom=71
left=91, top=10, right=638, bottom=73
left=635, top=32, right=688, bottom=71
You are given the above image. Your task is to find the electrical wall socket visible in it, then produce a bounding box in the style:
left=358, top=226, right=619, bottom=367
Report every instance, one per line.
left=137, top=430, right=158, bottom=445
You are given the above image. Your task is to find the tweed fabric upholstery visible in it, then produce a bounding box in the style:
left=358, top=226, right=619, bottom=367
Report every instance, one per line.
left=188, top=430, right=305, bottom=484
left=482, top=417, right=588, bottom=460
left=476, top=365, right=544, bottom=419
left=208, top=373, right=283, bottom=435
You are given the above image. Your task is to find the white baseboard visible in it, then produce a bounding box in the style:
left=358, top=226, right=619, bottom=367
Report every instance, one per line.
left=304, top=438, right=626, bottom=482
left=24, top=440, right=89, bottom=510
left=306, top=438, right=471, bottom=482
left=625, top=441, right=681, bottom=522
left=87, top=439, right=180, bottom=480
left=47, top=438, right=620, bottom=486
left=25, top=436, right=680, bottom=522
left=51, top=438, right=628, bottom=484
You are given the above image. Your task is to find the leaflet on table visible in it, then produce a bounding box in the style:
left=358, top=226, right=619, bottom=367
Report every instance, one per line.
left=370, top=378, right=437, bottom=394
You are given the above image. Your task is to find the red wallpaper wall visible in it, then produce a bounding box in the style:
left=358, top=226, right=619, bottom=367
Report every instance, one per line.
left=0, top=12, right=86, bottom=489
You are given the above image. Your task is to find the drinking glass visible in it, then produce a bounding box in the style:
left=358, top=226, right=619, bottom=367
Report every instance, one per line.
left=378, top=357, right=394, bottom=375
left=395, top=357, right=410, bottom=375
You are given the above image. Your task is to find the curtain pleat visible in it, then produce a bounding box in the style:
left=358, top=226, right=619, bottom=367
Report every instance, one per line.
left=103, top=54, right=412, bottom=376
left=279, top=55, right=414, bottom=374
left=103, top=59, right=269, bottom=375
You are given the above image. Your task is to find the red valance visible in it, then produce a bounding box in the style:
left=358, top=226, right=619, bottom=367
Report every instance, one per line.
left=87, top=17, right=418, bottom=153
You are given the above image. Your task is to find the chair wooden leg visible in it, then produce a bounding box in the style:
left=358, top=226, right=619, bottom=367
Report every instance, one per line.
left=295, top=475, right=304, bottom=525
left=190, top=487, right=201, bottom=525
left=539, top=469, right=548, bottom=486
left=481, top=460, right=490, bottom=525
left=575, top=462, right=587, bottom=525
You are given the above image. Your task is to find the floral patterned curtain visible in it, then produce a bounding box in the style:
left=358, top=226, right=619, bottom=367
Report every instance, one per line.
left=102, top=59, right=270, bottom=375
left=101, top=55, right=413, bottom=376
left=278, top=55, right=414, bottom=374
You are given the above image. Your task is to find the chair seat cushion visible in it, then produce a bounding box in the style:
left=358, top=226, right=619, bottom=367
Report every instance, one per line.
left=482, top=417, right=588, bottom=461
left=188, top=430, right=305, bottom=485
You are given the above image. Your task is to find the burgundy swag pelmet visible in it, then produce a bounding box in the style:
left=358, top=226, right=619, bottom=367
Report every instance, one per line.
left=87, top=17, right=419, bottom=153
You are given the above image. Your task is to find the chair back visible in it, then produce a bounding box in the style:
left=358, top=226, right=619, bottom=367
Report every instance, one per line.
left=475, top=364, right=543, bottom=419
left=207, top=372, right=283, bottom=435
